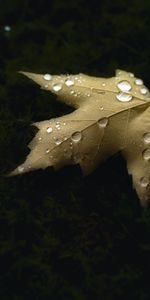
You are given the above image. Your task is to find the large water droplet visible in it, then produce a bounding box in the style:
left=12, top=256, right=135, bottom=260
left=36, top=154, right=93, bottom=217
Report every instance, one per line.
left=52, top=83, right=62, bottom=92
left=135, top=78, right=143, bottom=85
left=143, top=133, right=150, bottom=144
left=140, top=87, right=148, bottom=95
left=43, top=74, right=52, bottom=81
left=71, top=131, right=82, bottom=142
left=140, top=177, right=149, bottom=187
left=116, top=92, right=133, bottom=102
left=46, top=127, right=53, bottom=133
left=142, top=149, right=150, bottom=160
left=117, top=80, right=132, bottom=92
left=65, top=79, right=74, bottom=87
left=98, top=117, right=108, bottom=128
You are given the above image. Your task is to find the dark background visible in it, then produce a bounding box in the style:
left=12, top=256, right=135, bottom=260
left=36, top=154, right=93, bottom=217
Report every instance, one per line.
left=1, top=0, right=150, bottom=299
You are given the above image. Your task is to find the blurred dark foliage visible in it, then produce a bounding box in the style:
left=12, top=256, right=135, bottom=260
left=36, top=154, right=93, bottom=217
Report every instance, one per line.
left=1, top=0, right=150, bottom=299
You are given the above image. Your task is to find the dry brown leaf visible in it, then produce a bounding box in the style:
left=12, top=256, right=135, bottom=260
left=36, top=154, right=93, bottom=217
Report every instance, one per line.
left=9, top=69, right=150, bottom=206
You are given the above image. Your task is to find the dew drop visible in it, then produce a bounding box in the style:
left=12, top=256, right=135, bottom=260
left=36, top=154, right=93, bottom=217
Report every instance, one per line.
left=43, top=74, right=52, bottom=81
left=128, top=72, right=134, bottom=78
left=140, top=87, right=148, bottom=95
left=38, top=137, right=42, bottom=141
left=65, top=79, right=74, bottom=87
left=71, top=132, right=82, bottom=142
left=140, top=177, right=149, bottom=187
left=116, top=92, right=133, bottom=102
left=143, top=133, right=150, bottom=144
left=18, top=166, right=24, bottom=173
left=43, top=84, right=49, bottom=89
left=55, top=138, right=62, bottom=145
left=117, top=80, right=132, bottom=92
left=52, top=83, right=62, bottom=92
left=46, top=149, right=50, bottom=153
left=46, top=127, right=53, bottom=133
left=135, top=78, right=143, bottom=85
left=98, top=117, right=108, bottom=128
left=70, top=90, right=75, bottom=95
left=142, top=149, right=150, bottom=160
left=87, top=93, right=91, bottom=97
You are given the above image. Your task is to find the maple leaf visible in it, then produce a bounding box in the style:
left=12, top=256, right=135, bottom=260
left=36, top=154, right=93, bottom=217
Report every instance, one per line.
left=9, top=69, right=150, bottom=206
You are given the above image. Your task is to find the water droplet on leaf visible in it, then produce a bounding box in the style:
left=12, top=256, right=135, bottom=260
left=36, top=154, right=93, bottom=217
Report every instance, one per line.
left=55, top=139, right=62, bottom=145
left=43, top=74, right=52, bottom=81
left=128, top=72, right=134, bottom=78
left=46, top=127, right=53, bottom=133
left=143, top=133, right=150, bottom=144
left=46, top=149, right=50, bottom=153
left=65, top=79, right=74, bottom=86
left=140, top=177, right=149, bottom=187
left=135, top=78, right=143, bottom=85
left=52, top=83, right=62, bottom=92
left=116, top=92, right=133, bottom=102
left=71, top=132, right=82, bottom=142
left=142, top=149, right=150, bottom=160
left=18, top=166, right=24, bottom=173
left=98, top=117, right=108, bottom=128
left=117, top=80, right=132, bottom=92
left=140, top=87, right=148, bottom=95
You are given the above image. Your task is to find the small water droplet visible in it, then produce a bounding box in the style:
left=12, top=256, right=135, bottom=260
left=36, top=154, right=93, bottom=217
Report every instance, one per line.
left=55, top=138, right=62, bottom=145
left=140, top=87, right=148, bottom=95
left=46, top=127, right=53, bottom=133
left=52, top=83, right=62, bottom=92
left=102, top=83, right=106, bottom=87
left=98, top=117, right=108, bottom=128
left=117, top=80, right=132, bottom=92
left=71, top=131, right=82, bottom=142
left=143, top=132, right=150, bottom=144
left=46, top=149, right=50, bottom=153
left=38, top=137, right=42, bottom=141
left=65, top=79, right=74, bottom=86
left=100, top=106, right=104, bottom=110
left=128, top=72, right=134, bottom=78
left=18, top=166, right=24, bottom=173
left=87, top=93, right=91, bottom=97
left=142, top=149, right=150, bottom=160
left=116, top=92, right=133, bottom=102
left=140, top=177, right=149, bottom=187
left=63, top=122, right=66, bottom=125
left=70, top=90, right=75, bottom=95
left=43, top=74, right=52, bottom=81
left=135, top=78, right=143, bottom=85
left=43, top=84, right=49, bottom=89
